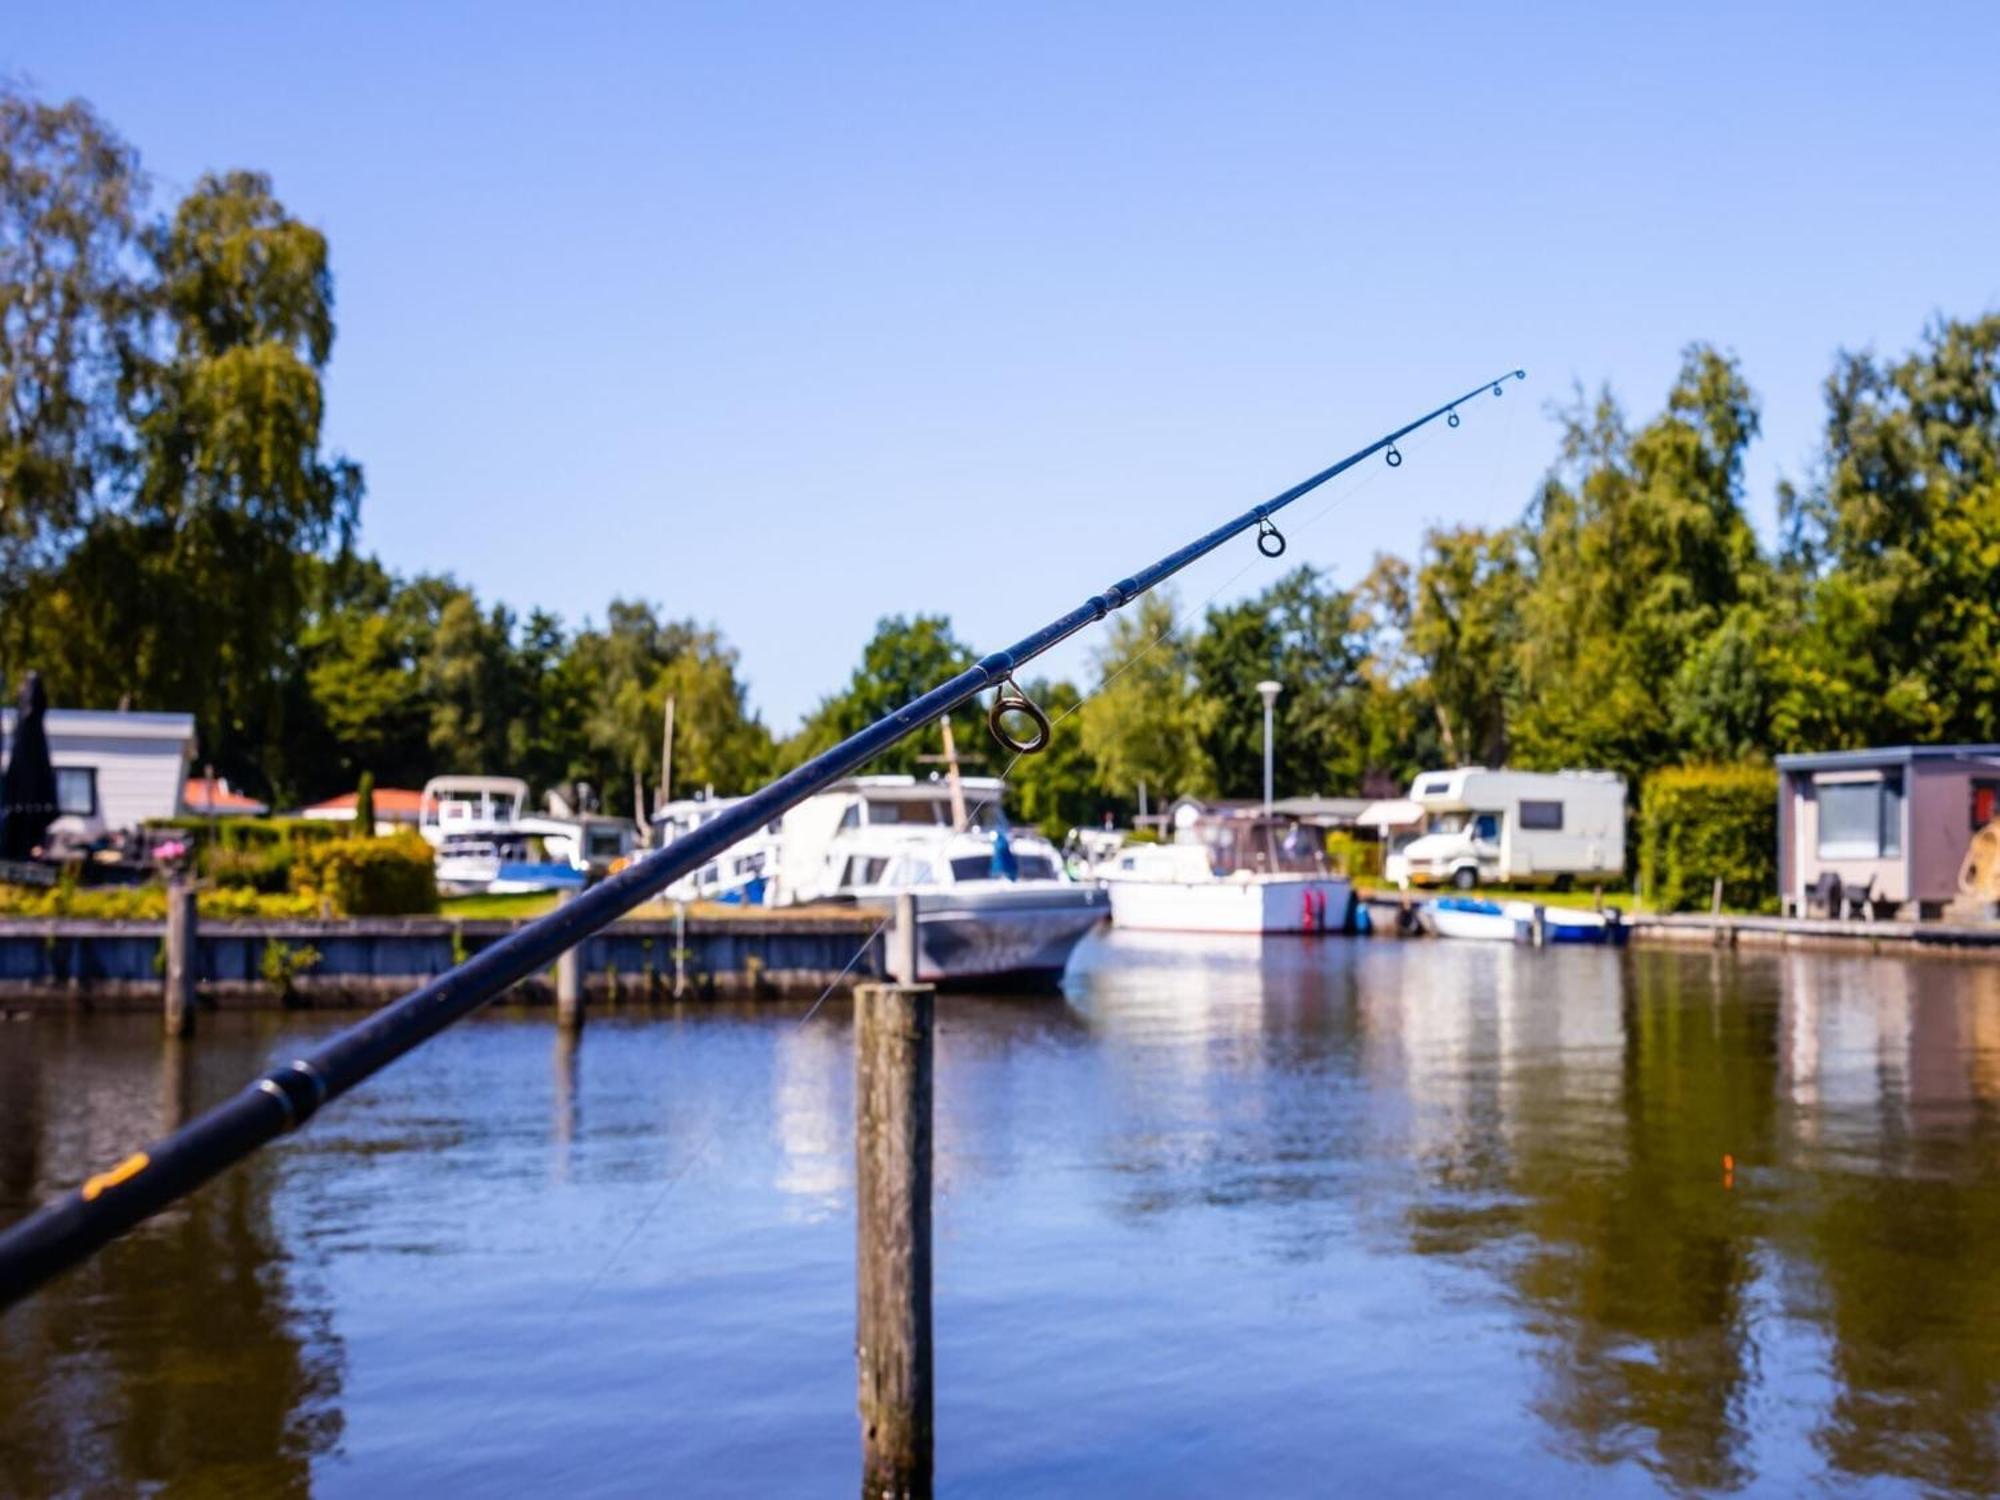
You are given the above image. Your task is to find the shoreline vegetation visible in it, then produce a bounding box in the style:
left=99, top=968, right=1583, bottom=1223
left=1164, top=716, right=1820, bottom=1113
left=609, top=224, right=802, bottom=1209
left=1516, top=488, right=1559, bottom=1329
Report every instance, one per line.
left=5, top=85, right=1999, bottom=919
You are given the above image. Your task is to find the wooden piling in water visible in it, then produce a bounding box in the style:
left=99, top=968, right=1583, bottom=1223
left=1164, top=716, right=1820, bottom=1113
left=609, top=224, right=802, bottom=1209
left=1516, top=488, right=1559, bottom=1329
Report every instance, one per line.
left=555, top=890, right=583, bottom=1031
left=1529, top=904, right=1547, bottom=948
left=163, top=880, right=196, bottom=1038
left=854, top=980, right=934, bottom=1500
left=889, top=893, right=920, bottom=986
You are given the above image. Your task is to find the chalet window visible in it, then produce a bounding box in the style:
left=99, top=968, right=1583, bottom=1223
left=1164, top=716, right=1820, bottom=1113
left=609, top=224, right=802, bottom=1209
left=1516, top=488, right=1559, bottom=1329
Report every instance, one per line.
left=1816, top=774, right=1902, bottom=859
left=54, top=767, right=96, bottom=817
left=1519, top=800, right=1564, bottom=831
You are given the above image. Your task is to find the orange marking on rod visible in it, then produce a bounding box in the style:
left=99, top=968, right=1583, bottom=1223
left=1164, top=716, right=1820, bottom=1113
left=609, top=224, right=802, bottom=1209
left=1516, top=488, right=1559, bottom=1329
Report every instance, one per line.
left=81, top=1152, right=150, bottom=1202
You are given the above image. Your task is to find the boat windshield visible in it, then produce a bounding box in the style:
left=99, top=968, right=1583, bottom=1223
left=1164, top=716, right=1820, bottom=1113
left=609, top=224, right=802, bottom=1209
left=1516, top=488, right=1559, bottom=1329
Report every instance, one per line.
left=1186, top=817, right=1326, bottom=877
left=865, top=799, right=999, bottom=830
left=948, top=853, right=1059, bottom=882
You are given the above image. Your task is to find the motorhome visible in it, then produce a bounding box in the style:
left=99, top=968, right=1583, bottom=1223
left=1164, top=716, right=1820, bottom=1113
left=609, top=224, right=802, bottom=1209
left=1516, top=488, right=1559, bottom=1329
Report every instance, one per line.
left=1385, top=768, right=1625, bottom=890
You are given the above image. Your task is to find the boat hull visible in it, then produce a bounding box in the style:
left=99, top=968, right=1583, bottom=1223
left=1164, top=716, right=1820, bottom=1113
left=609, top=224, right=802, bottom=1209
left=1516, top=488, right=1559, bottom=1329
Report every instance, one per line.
left=436, top=859, right=587, bottom=898
left=1106, top=877, right=1354, bottom=935
left=1422, top=897, right=1627, bottom=946
left=878, top=885, right=1109, bottom=988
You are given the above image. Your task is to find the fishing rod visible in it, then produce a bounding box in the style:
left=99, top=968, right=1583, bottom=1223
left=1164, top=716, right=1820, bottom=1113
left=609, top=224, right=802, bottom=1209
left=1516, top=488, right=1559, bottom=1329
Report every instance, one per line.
left=0, top=366, right=1525, bottom=1308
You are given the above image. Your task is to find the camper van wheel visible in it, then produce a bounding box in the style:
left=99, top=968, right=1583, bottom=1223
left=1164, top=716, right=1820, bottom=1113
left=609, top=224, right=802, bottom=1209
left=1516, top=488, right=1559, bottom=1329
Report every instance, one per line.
left=1552, top=874, right=1575, bottom=894
left=1451, top=867, right=1478, bottom=891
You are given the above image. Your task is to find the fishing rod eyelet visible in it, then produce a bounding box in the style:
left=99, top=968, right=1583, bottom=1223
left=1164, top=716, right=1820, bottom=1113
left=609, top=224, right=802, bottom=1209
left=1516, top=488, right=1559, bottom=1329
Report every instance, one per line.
left=988, top=679, right=1051, bottom=756
left=1256, top=518, right=1287, bottom=558
left=1447, top=409, right=1461, bottom=429
left=1385, top=444, right=1403, bottom=468
left=1493, top=383, right=1504, bottom=397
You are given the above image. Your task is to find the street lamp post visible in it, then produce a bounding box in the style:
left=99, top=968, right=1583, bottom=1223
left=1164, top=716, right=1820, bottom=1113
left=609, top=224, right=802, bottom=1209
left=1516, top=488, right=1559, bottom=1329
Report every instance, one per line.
left=1256, top=681, right=1281, bottom=817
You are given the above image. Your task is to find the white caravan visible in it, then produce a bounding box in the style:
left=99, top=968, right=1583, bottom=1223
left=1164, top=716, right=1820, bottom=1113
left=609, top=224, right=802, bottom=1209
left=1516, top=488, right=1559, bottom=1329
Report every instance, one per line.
left=1385, top=767, right=1625, bottom=891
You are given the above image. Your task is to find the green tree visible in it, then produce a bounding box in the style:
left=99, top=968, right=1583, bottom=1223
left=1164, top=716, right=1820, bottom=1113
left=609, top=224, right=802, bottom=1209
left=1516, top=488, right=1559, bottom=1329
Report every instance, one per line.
left=0, top=87, right=151, bottom=603
left=1403, top=525, right=1526, bottom=769
left=787, top=614, right=981, bottom=778
left=1005, top=678, right=1106, bottom=836
left=1775, top=315, right=2000, bottom=748
left=1078, top=593, right=1213, bottom=806
left=565, top=600, right=770, bottom=813
left=19, top=167, right=360, bottom=797
left=1193, top=566, right=1377, bottom=797
left=1511, top=348, right=1771, bottom=778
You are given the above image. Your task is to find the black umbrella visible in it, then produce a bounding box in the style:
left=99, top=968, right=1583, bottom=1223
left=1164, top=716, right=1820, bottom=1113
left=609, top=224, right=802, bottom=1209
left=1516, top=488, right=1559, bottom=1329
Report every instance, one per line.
left=1, top=673, right=59, bottom=860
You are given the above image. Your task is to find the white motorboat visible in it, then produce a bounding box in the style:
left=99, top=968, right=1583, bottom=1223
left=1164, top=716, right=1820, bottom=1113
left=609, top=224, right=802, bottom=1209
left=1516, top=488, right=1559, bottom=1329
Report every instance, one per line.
left=653, top=794, right=782, bottom=904
left=1087, top=805, right=1354, bottom=935
left=774, top=775, right=1106, bottom=988
left=1420, top=896, right=1627, bottom=946
left=419, top=776, right=588, bottom=897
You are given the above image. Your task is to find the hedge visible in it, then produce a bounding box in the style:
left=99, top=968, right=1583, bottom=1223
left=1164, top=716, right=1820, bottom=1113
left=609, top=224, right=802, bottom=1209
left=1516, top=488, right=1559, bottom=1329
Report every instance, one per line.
left=291, top=831, right=438, bottom=916
left=146, top=816, right=345, bottom=893
left=1640, top=764, right=1779, bottom=913
left=0, top=884, right=317, bottom=919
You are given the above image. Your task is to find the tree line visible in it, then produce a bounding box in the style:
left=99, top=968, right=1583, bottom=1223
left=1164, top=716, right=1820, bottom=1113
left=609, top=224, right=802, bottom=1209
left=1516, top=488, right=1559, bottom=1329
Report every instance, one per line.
left=6, top=85, right=1998, bottom=830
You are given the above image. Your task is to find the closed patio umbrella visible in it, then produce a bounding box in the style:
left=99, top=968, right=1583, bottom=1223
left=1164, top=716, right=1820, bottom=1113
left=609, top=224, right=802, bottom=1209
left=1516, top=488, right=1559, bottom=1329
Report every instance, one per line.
left=1, top=673, right=59, bottom=860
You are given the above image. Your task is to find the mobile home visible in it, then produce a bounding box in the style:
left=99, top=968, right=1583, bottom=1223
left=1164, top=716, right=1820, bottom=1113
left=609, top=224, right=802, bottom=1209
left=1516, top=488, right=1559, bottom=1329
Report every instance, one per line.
left=1777, top=744, right=2000, bottom=919
left=1386, top=767, right=1626, bottom=890
left=0, top=708, right=196, bottom=846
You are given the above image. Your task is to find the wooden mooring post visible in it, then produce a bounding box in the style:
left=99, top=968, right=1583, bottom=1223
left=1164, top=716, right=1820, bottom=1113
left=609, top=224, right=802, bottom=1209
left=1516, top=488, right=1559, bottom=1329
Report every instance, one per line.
left=163, top=878, right=197, bottom=1037
left=555, top=889, right=583, bottom=1031
left=854, top=962, right=934, bottom=1499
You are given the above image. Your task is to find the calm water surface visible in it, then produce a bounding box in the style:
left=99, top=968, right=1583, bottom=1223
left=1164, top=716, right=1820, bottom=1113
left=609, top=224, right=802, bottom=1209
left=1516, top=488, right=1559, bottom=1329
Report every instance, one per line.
left=3, top=935, right=1999, bottom=1497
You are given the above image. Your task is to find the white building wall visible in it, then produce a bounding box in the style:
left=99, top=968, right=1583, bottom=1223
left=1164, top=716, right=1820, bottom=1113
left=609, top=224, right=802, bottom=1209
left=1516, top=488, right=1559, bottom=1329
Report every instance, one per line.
left=2, top=710, right=196, bottom=842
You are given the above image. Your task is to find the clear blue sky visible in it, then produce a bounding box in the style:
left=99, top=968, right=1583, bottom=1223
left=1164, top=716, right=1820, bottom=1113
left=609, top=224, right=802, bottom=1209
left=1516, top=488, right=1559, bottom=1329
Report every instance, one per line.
left=9, top=3, right=1998, bottom=728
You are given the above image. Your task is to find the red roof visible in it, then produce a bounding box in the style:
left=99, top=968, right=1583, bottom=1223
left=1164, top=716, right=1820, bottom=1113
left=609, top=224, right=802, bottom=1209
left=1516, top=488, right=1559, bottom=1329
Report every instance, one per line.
left=183, top=778, right=269, bottom=815
left=302, top=787, right=426, bottom=819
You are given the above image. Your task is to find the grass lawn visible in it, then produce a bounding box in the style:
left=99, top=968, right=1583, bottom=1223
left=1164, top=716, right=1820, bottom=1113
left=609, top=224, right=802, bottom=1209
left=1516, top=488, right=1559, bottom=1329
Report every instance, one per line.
left=439, top=891, right=562, bottom=920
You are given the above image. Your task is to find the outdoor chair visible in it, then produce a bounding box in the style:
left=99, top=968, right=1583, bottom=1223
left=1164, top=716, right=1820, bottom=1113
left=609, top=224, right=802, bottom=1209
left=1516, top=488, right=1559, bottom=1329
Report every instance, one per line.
left=1842, top=874, right=1877, bottom=921
left=1808, top=871, right=1842, bottom=919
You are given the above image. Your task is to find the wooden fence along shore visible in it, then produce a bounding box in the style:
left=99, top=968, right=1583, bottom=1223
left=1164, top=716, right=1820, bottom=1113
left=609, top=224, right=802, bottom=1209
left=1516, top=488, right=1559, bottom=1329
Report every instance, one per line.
left=10, top=901, right=2000, bottom=1014
left=0, top=908, right=887, bottom=1011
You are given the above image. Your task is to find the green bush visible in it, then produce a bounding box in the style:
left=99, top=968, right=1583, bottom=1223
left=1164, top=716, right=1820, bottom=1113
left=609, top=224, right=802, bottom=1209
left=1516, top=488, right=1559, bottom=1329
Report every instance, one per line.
left=148, top=816, right=344, bottom=891
left=292, top=831, right=438, bottom=916
left=1322, top=830, right=1384, bottom=880
left=1640, top=764, right=1779, bottom=913
left=0, top=884, right=316, bottom=919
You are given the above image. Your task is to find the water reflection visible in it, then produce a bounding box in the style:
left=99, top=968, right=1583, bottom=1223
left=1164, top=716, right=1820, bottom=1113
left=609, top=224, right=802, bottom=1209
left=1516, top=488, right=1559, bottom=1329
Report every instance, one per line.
left=0, top=1015, right=345, bottom=1498
left=1, top=948, right=1998, bottom=1495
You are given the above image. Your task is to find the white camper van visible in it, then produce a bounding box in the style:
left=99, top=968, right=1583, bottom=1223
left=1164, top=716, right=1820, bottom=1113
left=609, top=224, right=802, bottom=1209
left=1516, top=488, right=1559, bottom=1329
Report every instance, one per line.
left=1385, top=767, right=1626, bottom=891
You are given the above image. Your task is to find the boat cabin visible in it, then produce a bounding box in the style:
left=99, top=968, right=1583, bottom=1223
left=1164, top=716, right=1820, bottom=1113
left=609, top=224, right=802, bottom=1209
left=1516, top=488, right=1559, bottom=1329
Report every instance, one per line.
left=776, top=775, right=1056, bottom=902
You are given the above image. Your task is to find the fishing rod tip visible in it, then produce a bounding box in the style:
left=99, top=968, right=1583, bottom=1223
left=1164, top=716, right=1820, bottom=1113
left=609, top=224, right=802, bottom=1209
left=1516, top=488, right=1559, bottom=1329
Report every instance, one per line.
left=1515, top=368, right=1527, bottom=380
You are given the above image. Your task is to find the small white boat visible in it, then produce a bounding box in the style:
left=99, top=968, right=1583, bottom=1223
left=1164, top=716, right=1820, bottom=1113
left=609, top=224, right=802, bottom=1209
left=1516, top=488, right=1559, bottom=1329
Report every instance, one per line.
left=653, top=794, right=782, bottom=904
left=419, top=776, right=588, bottom=897
left=1421, top=896, right=1626, bottom=946
left=1088, top=806, right=1354, bottom=935
left=774, top=775, right=1106, bottom=988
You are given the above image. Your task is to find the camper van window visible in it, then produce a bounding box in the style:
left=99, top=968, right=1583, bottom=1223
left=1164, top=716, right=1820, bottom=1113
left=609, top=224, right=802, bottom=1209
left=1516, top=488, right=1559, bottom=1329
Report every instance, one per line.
left=55, top=767, right=97, bottom=817
left=1430, top=811, right=1469, bottom=835
left=839, top=804, right=863, bottom=830
left=1472, top=813, right=1501, bottom=842
left=1519, top=800, right=1563, bottom=831
left=1416, top=778, right=1453, bottom=797
left=1817, top=775, right=1902, bottom=859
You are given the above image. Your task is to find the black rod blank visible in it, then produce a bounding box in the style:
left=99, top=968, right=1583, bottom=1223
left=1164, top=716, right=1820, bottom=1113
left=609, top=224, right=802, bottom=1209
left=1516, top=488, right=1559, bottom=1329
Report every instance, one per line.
left=0, top=368, right=1524, bottom=1307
